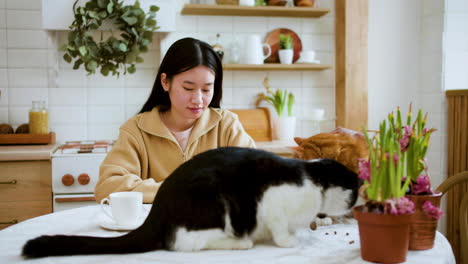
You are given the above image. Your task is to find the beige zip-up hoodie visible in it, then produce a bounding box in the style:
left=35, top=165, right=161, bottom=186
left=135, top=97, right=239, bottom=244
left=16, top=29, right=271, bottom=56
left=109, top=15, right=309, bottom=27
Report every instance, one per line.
left=94, top=107, right=256, bottom=203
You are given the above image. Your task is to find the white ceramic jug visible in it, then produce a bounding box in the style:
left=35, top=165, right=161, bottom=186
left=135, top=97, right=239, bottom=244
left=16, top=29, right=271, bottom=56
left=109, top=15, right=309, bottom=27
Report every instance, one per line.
left=244, top=35, right=272, bottom=65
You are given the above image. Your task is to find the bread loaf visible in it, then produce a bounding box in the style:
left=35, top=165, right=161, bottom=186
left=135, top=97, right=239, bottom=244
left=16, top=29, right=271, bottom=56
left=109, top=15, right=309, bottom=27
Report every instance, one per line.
left=0, top=123, right=14, bottom=134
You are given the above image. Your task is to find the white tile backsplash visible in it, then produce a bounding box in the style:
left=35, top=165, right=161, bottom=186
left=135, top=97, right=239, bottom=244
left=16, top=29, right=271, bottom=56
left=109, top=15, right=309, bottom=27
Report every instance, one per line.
left=0, top=49, right=6, bottom=67
left=197, top=16, right=233, bottom=33
left=124, top=88, right=151, bottom=105
left=49, top=106, right=87, bottom=124
left=0, top=68, right=6, bottom=86
left=7, top=29, right=48, bottom=48
left=0, top=87, right=8, bottom=105
left=0, top=106, right=8, bottom=122
left=7, top=49, right=47, bottom=68
left=9, top=87, right=48, bottom=106
left=49, top=88, right=87, bottom=106
left=0, top=29, right=5, bottom=48
left=88, top=88, right=124, bottom=105
left=8, top=105, right=28, bottom=125
left=0, top=10, right=5, bottom=29
left=0, top=0, right=337, bottom=142
left=6, top=10, right=41, bottom=29
left=446, top=0, right=468, bottom=12
left=6, top=0, right=41, bottom=10
left=88, top=105, right=124, bottom=124
left=8, top=68, right=48, bottom=87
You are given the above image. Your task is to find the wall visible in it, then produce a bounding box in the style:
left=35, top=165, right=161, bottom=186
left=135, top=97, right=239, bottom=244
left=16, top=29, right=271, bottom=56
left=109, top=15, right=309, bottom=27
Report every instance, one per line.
left=0, top=0, right=337, bottom=143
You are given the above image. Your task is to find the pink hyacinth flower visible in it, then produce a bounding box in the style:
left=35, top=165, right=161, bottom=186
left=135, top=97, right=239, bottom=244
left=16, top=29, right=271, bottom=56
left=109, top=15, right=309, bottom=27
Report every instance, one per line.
left=358, top=158, right=371, bottom=181
left=422, top=201, right=444, bottom=220
left=399, top=125, right=412, bottom=152
left=385, top=197, right=415, bottom=215
left=412, top=174, right=431, bottom=194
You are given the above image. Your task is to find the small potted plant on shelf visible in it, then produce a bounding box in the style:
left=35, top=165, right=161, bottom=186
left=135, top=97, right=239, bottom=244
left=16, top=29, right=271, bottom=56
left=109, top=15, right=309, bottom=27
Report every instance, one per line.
left=257, top=76, right=295, bottom=142
left=278, top=33, right=294, bottom=64
left=354, top=107, right=416, bottom=263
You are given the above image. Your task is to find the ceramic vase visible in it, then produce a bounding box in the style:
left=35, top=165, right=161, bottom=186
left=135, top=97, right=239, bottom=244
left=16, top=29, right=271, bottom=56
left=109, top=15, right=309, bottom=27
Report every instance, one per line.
left=276, top=116, right=296, bottom=143
left=278, top=49, right=293, bottom=64
left=406, top=192, right=443, bottom=250
left=353, top=205, right=412, bottom=263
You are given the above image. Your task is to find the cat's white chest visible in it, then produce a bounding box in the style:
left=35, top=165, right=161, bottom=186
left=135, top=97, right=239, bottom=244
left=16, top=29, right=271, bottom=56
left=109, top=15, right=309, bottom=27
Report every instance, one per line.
left=252, top=179, right=322, bottom=241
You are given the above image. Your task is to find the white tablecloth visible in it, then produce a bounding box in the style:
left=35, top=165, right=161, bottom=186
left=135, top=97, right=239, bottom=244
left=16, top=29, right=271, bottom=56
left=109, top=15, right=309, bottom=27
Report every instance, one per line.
left=0, top=205, right=456, bottom=264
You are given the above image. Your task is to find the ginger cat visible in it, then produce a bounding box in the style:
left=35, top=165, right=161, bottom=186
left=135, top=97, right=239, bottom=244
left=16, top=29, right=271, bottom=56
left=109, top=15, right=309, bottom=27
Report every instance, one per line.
left=292, top=127, right=369, bottom=174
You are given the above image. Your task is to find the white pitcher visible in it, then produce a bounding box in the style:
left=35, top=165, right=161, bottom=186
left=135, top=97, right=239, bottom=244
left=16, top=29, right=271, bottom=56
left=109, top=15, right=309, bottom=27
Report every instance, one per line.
left=244, top=35, right=272, bottom=65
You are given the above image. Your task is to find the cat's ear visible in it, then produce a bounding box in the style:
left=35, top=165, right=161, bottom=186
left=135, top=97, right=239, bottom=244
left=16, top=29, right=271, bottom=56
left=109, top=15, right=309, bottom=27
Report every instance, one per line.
left=290, top=146, right=304, bottom=159
left=294, top=137, right=305, bottom=145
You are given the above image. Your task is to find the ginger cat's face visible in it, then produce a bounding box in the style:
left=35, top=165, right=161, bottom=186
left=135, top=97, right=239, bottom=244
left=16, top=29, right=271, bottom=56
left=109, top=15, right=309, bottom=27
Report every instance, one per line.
left=292, top=127, right=369, bottom=174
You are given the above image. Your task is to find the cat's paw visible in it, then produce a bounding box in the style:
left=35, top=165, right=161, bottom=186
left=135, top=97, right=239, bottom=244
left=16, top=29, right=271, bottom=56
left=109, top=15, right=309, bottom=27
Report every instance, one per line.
left=274, top=235, right=298, bottom=248
left=232, top=239, right=254, bottom=250
left=316, top=216, right=333, bottom=226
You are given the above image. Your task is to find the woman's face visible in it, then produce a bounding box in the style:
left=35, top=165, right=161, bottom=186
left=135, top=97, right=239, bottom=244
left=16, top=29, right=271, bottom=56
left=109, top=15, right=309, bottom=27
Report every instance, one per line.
left=161, top=65, right=215, bottom=121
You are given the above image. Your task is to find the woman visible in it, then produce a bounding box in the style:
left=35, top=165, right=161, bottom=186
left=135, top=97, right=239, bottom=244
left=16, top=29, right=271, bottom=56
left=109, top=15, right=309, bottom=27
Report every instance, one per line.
left=94, top=38, right=256, bottom=203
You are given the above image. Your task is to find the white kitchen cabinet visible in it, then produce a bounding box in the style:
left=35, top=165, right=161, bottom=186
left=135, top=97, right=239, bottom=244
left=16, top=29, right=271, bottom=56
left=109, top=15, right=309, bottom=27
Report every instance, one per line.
left=42, top=0, right=176, bottom=32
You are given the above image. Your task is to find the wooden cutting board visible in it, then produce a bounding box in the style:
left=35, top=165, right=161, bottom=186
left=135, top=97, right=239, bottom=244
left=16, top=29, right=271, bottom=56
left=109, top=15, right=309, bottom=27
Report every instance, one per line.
left=264, top=28, right=303, bottom=63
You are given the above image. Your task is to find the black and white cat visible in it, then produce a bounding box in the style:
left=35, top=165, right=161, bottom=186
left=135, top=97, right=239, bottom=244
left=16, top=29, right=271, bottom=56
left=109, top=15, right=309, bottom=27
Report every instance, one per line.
left=22, top=147, right=360, bottom=258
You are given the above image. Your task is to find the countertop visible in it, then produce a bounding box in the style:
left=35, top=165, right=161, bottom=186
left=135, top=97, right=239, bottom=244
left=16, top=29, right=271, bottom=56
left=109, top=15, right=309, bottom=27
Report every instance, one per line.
left=0, top=144, right=59, bottom=162
left=0, top=141, right=294, bottom=162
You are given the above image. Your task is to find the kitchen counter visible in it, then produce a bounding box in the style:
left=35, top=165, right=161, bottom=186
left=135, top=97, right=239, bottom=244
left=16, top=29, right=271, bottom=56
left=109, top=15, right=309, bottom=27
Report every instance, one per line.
left=0, top=144, right=59, bottom=161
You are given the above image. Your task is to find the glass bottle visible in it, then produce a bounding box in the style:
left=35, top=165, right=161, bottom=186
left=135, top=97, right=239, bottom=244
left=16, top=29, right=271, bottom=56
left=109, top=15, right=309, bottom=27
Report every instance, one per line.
left=212, top=33, right=225, bottom=62
left=29, top=101, right=49, bottom=134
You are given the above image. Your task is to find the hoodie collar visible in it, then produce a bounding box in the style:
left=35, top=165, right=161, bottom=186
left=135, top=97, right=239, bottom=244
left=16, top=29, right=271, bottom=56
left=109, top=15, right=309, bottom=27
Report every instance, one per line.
left=138, top=107, right=222, bottom=141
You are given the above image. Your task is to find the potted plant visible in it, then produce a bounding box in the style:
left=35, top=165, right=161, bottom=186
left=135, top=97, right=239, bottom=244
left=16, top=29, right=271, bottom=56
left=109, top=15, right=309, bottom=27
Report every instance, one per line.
left=354, top=108, right=416, bottom=263
left=257, top=76, right=295, bottom=142
left=392, top=105, right=441, bottom=250
left=278, top=33, right=294, bottom=64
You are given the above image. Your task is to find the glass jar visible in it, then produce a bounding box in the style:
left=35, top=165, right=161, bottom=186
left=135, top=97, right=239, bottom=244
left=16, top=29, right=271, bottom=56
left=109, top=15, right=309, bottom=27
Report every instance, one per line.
left=211, top=33, right=224, bottom=62
left=29, top=101, right=49, bottom=134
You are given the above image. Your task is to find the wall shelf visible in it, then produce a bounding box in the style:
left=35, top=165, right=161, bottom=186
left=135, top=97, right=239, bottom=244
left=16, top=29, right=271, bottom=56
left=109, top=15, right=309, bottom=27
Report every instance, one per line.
left=181, top=4, right=330, bottom=18
left=223, top=63, right=332, bottom=71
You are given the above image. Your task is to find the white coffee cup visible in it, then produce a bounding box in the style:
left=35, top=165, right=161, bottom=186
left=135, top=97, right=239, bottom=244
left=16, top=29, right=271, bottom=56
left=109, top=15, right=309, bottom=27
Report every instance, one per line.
left=299, top=50, right=316, bottom=63
left=100, top=192, right=143, bottom=226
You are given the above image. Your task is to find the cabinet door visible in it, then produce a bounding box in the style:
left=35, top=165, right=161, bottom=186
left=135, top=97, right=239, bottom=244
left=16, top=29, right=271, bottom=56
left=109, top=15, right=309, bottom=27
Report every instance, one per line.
left=0, top=161, right=52, bottom=202
left=0, top=201, right=52, bottom=230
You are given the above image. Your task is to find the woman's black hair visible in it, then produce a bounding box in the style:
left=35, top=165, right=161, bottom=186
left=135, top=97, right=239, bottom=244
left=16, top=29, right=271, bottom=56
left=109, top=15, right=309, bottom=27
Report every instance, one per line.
left=138, top=37, right=223, bottom=113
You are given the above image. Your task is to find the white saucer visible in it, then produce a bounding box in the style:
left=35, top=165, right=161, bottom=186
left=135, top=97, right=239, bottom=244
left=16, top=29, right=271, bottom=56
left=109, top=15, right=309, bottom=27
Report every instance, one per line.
left=296, top=59, right=321, bottom=64
left=99, top=218, right=144, bottom=231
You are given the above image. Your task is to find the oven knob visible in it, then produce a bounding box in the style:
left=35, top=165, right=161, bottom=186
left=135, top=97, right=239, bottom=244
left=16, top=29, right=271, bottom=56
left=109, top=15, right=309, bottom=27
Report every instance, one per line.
left=78, top=173, right=90, bottom=185
left=62, top=174, right=74, bottom=186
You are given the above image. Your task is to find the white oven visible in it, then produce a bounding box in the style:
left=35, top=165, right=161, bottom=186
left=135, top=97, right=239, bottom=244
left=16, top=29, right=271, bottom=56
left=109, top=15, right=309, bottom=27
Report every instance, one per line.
left=51, top=141, right=113, bottom=212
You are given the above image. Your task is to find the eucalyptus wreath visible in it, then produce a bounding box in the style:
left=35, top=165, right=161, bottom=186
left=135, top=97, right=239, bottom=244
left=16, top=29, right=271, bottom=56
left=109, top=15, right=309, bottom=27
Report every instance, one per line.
left=61, top=0, right=159, bottom=76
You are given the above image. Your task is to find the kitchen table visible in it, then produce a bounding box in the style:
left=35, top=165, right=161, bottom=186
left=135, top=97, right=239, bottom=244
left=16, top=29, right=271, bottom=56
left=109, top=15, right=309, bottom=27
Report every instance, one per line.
left=0, top=205, right=455, bottom=264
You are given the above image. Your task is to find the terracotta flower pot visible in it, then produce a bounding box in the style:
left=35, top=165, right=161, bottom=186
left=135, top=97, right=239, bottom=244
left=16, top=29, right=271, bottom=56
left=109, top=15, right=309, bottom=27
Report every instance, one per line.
left=353, top=205, right=412, bottom=263
left=406, top=192, right=443, bottom=250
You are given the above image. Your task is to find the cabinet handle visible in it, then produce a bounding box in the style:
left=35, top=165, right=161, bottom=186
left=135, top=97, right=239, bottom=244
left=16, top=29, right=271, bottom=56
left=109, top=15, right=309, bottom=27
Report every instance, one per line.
left=0, top=220, right=18, bottom=225
left=0, top=180, right=17, bottom=184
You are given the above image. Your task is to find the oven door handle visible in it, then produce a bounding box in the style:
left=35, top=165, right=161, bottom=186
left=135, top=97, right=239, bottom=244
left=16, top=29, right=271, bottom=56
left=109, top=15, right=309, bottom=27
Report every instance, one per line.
left=55, top=196, right=96, bottom=203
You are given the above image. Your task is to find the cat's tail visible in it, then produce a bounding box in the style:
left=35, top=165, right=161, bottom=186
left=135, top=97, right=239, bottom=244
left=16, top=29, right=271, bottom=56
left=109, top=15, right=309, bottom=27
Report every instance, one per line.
left=21, top=227, right=164, bottom=258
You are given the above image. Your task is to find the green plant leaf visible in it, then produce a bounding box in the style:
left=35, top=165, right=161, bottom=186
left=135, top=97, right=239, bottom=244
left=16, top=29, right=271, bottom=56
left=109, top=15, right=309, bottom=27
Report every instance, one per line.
left=73, top=59, right=83, bottom=70
left=119, top=43, right=128, bottom=52
left=127, top=64, right=136, bottom=74
left=136, top=56, right=144, bottom=63
left=101, top=65, right=110, bottom=76
left=146, top=18, right=156, bottom=27
left=63, top=53, right=72, bottom=63
left=86, top=60, right=98, bottom=71
left=122, top=16, right=138, bottom=25
left=79, top=46, right=88, bottom=56
left=107, top=1, right=114, bottom=13
left=97, top=0, right=109, bottom=8
left=98, top=11, right=108, bottom=19
left=89, top=11, right=100, bottom=19
left=150, top=5, right=159, bottom=12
